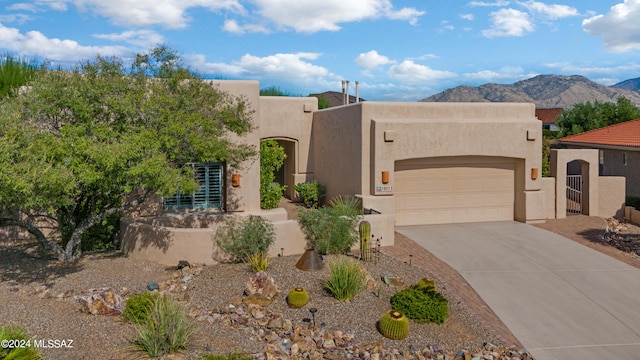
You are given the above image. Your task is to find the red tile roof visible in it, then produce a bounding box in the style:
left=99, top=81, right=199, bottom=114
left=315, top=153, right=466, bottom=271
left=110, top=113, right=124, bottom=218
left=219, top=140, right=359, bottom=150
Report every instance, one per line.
left=560, top=118, right=640, bottom=148
left=535, top=108, right=563, bottom=124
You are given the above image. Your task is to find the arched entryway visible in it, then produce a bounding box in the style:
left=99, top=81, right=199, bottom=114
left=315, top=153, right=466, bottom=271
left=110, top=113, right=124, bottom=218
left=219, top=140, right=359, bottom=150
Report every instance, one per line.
left=262, top=137, right=297, bottom=199
left=550, top=149, right=599, bottom=219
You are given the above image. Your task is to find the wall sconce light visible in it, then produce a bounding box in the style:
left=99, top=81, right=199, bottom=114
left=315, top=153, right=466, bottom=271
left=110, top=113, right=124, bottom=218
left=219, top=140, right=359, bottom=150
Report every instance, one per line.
left=531, top=168, right=539, bottom=180
left=231, top=173, right=241, bottom=187
left=381, top=171, right=389, bottom=184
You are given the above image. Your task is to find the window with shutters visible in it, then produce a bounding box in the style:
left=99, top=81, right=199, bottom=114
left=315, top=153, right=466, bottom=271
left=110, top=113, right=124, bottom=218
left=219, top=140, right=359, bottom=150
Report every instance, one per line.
left=163, top=163, right=224, bottom=210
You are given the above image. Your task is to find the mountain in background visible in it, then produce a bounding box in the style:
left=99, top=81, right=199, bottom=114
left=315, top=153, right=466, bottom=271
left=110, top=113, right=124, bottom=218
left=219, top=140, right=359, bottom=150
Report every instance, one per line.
left=421, top=75, right=640, bottom=108
left=611, top=77, right=640, bottom=91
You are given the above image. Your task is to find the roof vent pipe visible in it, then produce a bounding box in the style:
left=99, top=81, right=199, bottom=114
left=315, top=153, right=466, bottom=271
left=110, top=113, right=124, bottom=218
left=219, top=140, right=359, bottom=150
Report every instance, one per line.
left=341, top=80, right=346, bottom=105
left=345, top=80, right=350, bottom=105
left=355, top=81, right=359, bottom=103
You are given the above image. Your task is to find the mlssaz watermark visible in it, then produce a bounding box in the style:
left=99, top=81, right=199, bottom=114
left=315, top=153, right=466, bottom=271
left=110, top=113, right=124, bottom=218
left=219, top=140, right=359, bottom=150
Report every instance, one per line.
left=1, top=339, right=74, bottom=349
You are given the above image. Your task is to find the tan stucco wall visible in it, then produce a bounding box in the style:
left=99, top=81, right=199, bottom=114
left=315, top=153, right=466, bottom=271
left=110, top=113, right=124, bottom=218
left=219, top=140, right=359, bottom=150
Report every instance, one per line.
left=599, top=176, right=626, bottom=219
left=313, top=102, right=545, bottom=224
left=259, top=96, right=317, bottom=198
left=542, top=177, right=557, bottom=219
left=208, top=80, right=262, bottom=213
left=550, top=149, right=599, bottom=218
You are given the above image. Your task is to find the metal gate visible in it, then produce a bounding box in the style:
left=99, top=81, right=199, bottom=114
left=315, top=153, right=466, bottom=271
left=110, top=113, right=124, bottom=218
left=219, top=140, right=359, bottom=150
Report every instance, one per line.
left=566, top=175, right=582, bottom=215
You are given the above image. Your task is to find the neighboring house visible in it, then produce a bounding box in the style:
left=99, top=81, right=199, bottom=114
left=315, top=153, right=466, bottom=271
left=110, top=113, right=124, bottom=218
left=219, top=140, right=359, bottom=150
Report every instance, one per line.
left=309, top=91, right=365, bottom=107
left=122, top=80, right=626, bottom=265
left=559, top=119, right=640, bottom=196
left=535, top=108, right=562, bottom=131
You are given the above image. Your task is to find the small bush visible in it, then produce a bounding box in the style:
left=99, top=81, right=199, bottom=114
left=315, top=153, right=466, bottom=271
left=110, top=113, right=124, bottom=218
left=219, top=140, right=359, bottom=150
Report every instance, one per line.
left=328, top=195, right=363, bottom=216
left=121, top=292, right=160, bottom=324
left=294, top=181, right=324, bottom=208
left=296, top=207, right=358, bottom=254
left=626, top=195, right=640, bottom=210
left=0, top=325, right=42, bottom=360
left=133, top=294, right=196, bottom=358
left=216, top=215, right=275, bottom=263
left=247, top=252, right=269, bottom=273
left=390, top=283, right=448, bottom=324
left=324, top=256, right=367, bottom=301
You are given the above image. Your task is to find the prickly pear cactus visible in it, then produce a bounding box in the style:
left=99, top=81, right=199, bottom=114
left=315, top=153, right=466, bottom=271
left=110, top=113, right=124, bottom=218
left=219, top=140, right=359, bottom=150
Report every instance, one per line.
left=286, top=287, right=309, bottom=308
left=359, top=220, right=371, bottom=261
left=379, top=310, right=409, bottom=340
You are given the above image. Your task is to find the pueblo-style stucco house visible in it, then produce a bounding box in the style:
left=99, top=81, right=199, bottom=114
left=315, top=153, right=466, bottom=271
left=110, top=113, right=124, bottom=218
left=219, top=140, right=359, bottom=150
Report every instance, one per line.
left=559, top=119, right=640, bottom=197
left=122, top=80, right=626, bottom=265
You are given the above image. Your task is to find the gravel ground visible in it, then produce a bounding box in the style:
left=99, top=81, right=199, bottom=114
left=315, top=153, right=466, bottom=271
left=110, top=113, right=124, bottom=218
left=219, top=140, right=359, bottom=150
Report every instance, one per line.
left=1, top=236, right=500, bottom=360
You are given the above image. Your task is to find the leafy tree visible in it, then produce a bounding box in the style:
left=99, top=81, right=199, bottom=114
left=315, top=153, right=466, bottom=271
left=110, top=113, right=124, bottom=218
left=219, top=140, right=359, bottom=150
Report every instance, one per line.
left=0, top=46, right=256, bottom=261
left=317, top=94, right=332, bottom=109
left=556, top=96, right=640, bottom=136
left=260, top=86, right=299, bottom=96
left=260, top=140, right=287, bottom=209
left=0, top=53, right=44, bottom=98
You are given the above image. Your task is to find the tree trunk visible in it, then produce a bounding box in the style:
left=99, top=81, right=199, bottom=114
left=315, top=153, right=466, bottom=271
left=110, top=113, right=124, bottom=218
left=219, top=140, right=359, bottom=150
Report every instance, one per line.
left=62, top=207, right=123, bottom=262
left=0, top=217, right=65, bottom=260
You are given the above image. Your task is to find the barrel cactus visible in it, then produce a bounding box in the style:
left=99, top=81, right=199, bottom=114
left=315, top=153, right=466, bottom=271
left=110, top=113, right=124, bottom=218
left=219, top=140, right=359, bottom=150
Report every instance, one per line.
left=379, top=310, right=409, bottom=340
left=359, top=220, right=371, bottom=261
left=286, top=287, right=309, bottom=308
left=417, top=277, right=436, bottom=291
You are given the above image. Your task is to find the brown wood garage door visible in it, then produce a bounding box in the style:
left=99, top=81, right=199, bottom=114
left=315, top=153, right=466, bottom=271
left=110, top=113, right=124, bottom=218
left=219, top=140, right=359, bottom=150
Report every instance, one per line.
left=394, top=157, right=515, bottom=226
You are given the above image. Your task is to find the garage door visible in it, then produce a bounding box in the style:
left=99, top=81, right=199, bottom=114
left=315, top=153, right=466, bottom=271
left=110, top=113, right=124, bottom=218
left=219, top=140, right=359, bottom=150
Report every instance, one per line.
left=394, top=157, right=515, bottom=226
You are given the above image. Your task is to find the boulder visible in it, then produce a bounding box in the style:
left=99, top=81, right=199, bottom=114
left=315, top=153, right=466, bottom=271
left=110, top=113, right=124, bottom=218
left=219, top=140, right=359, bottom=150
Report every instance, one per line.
left=75, top=287, right=124, bottom=315
left=243, top=271, right=279, bottom=306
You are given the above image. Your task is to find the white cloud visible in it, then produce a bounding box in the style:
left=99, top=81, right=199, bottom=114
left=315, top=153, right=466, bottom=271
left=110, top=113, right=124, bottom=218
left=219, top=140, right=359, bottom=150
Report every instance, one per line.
left=388, top=60, right=457, bottom=84
left=248, top=0, right=425, bottom=33
left=355, top=50, right=394, bottom=69
left=7, top=1, right=67, bottom=11
left=544, top=61, right=640, bottom=76
left=468, top=0, right=510, bottom=7
left=7, top=3, right=39, bottom=11
left=0, top=14, right=33, bottom=24
left=517, top=0, right=579, bottom=19
left=93, top=29, right=164, bottom=47
left=583, top=0, right=640, bottom=52
left=222, top=19, right=269, bottom=34
left=188, top=52, right=339, bottom=85
left=0, top=22, right=128, bottom=62
left=71, top=0, right=244, bottom=29
left=460, top=13, right=475, bottom=20
left=482, top=8, right=534, bottom=37
left=464, top=66, right=536, bottom=80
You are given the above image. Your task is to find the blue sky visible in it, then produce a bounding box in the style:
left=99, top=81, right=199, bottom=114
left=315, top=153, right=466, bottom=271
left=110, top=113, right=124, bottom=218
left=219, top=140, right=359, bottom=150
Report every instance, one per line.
left=1, top=1, right=640, bottom=101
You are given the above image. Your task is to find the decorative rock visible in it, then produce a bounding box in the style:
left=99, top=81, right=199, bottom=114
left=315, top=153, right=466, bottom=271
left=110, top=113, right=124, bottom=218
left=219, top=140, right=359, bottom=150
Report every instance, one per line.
left=177, top=260, right=191, bottom=269
left=75, top=287, right=124, bottom=315
left=243, top=271, right=279, bottom=306
left=147, top=282, right=159, bottom=291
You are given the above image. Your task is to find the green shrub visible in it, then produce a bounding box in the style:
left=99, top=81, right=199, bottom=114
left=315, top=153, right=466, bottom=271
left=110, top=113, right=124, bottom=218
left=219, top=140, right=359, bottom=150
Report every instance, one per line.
left=294, top=181, right=324, bottom=208
left=324, top=256, right=367, bottom=301
left=247, top=252, right=269, bottom=273
left=199, top=353, right=252, bottom=360
left=0, top=325, right=42, bottom=360
left=328, top=195, right=363, bottom=216
left=390, top=283, right=448, bottom=324
left=133, top=294, right=195, bottom=358
left=216, top=215, right=275, bottom=263
left=121, top=292, right=160, bottom=324
left=626, top=196, right=640, bottom=209
left=260, top=139, right=287, bottom=209
left=296, top=207, right=358, bottom=254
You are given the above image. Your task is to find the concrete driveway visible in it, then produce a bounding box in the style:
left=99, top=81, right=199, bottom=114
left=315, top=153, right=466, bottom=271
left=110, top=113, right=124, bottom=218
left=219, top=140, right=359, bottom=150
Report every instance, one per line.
left=396, top=221, right=640, bottom=360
